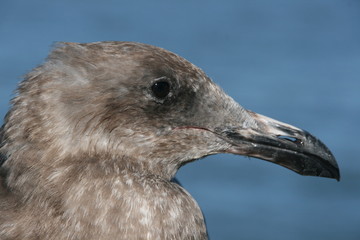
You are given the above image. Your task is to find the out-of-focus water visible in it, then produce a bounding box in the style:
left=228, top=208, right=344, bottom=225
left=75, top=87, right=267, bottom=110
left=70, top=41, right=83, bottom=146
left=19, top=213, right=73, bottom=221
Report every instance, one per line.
left=1, top=0, right=359, bottom=239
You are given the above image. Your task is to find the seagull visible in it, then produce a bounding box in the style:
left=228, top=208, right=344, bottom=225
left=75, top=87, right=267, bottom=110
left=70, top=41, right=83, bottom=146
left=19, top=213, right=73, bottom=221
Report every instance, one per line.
left=0, top=42, right=340, bottom=240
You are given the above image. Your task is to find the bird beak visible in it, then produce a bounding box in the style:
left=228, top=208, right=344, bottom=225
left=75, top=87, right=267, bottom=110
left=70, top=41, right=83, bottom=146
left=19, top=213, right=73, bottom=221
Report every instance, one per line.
left=218, top=110, right=340, bottom=181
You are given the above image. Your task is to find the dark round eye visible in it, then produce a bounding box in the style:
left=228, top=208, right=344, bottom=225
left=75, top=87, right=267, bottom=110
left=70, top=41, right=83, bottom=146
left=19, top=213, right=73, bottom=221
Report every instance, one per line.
left=151, top=81, right=171, bottom=99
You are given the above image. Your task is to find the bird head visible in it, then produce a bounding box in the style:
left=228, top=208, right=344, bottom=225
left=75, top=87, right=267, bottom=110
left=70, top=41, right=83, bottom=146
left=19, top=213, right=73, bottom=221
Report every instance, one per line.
left=2, top=42, right=340, bottom=181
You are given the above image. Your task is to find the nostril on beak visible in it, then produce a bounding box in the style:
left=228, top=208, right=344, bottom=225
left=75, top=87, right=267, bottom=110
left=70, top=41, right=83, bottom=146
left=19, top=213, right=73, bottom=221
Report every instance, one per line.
left=277, top=135, right=302, bottom=144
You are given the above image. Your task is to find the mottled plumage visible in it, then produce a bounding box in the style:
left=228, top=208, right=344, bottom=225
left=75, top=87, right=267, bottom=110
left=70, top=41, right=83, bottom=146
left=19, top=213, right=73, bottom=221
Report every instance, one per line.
left=0, top=42, right=339, bottom=240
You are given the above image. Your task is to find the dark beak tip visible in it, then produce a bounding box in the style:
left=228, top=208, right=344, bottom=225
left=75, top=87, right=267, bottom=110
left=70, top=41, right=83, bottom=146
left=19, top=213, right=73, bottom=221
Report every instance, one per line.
left=321, top=153, right=341, bottom=182
left=320, top=169, right=340, bottom=182
left=333, top=163, right=341, bottom=182
left=301, top=160, right=340, bottom=181
left=333, top=169, right=341, bottom=182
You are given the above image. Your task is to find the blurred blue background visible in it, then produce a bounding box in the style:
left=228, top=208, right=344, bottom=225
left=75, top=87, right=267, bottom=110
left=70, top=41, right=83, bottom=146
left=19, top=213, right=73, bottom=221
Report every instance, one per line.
left=1, top=0, right=359, bottom=239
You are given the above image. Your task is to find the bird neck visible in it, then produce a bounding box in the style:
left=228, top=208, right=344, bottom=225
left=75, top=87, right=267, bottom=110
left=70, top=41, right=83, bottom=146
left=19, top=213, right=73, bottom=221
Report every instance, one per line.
left=2, top=153, right=208, bottom=239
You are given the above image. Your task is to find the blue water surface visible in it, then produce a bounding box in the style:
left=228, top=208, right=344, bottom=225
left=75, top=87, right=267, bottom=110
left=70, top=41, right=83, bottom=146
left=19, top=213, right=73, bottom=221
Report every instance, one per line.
left=1, top=1, right=359, bottom=239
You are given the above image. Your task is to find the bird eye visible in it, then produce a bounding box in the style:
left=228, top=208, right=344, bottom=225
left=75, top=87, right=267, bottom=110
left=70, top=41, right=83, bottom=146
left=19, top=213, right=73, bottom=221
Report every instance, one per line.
left=151, top=80, right=171, bottom=99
